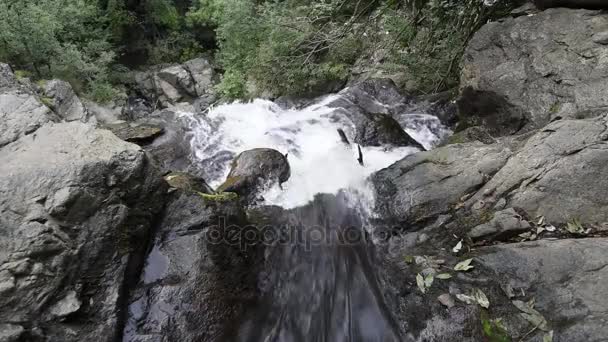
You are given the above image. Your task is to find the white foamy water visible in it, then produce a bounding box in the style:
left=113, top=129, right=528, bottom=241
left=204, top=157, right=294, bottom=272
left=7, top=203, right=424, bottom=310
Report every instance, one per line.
left=182, top=94, right=447, bottom=209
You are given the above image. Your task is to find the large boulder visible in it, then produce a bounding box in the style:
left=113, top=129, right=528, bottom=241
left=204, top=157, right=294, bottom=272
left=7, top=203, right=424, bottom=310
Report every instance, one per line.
left=42, top=80, right=90, bottom=122
left=325, top=79, right=425, bottom=149
left=0, top=122, right=166, bottom=341
left=460, top=8, right=608, bottom=128
left=478, top=238, right=608, bottom=342
left=372, top=142, right=512, bottom=228
left=134, top=57, right=217, bottom=108
left=123, top=173, right=260, bottom=342
left=218, top=148, right=290, bottom=202
left=0, top=64, right=55, bottom=147
left=466, top=114, right=608, bottom=225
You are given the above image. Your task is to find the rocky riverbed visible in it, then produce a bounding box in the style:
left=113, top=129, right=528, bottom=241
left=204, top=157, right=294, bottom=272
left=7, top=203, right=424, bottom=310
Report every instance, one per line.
left=2, top=3, right=608, bottom=342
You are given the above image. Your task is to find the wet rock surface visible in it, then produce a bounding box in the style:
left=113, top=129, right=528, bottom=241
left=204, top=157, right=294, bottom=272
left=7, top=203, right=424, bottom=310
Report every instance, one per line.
left=218, top=148, right=291, bottom=202
left=124, top=174, right=260, bottom=342
left=42, top=79, right=90, bottom=122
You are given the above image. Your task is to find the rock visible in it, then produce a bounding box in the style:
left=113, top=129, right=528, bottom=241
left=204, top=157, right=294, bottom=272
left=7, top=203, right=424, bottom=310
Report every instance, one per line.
left=456, top=87, right=528, bottom=137
left=444, top=126, right=496, bottom=145
left=104, top=121, right=164, bottom=145
left=0, top=64, right=55, bottom=148
left=184, top=58, right=216, bottom=97
left=123, top=174, right=259, bottom=342
left=468, top=208, right=532, bottom=241
left=0, top=63, right=17, bottom=90
left=325, top=79, right=424, bottom=149
left=466, top=114, right=608, bottom=225
left=0, top=122, right=166, bottom=341
left=134, top=57, right=217, bottom=108
left=164, top=171, right=215, bottom=195
left=122, top=97, right=153, bottom=120
left=218, top=148, right=290, bottom=202
left=479, top=238, right=608, bottom=341
left=410, top=90, right=459, bottom=128
left=372, top=142, right=512, bottom=228
left=461, top=8, right=608, bottom=127
left=0, top=324, right=24, bottom=342
left=592, top=30, right=608, bottom=44
left=0, top=90, right=55, bottom=147
left=42, top=80, right=90, bottom=122
left=139, top=109, right=199, bottom=175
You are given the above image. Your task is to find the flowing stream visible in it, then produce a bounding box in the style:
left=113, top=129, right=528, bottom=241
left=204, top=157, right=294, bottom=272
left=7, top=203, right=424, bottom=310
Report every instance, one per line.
left=125, top=89, right=450, bottom=341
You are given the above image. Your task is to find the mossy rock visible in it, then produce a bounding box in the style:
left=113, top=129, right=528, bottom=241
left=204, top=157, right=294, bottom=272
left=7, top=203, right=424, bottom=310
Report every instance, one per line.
left=165, top=172, right=215, bottom=194
left=444, top=126, right=495, bottom=145
left=217, top=175, right=242, bottom=193
left=199, top=192, right=238, bottom=202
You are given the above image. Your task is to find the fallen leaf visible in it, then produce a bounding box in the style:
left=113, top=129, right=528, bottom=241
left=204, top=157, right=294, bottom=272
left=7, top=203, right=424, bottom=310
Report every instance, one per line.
left=454, top=258, right=474, bottom=271
left=416, top=273, right=426, bottom=294
left=452, top=240, right=463, bottom=253
left=512, top=300, right=549, bottom=331
left=537, top=216, right=545, bottom=226
left=456, top=293, right=476, bottom=305
left=545, top=225, right=556, bottom=232
left=543, top=331, right=554, bottom=342
left=473, top=288, right=490, bottom=309
left=436, top=273, right=452, bottom=280
left=438, top=294, right=455, bottom=308
left=424, top=274, right=434, bottom=289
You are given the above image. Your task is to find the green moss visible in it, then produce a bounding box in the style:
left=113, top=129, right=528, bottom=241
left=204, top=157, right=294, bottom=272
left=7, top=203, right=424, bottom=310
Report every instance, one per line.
left=217, top=175, right=241, bottom=193
left=36, top=79, right=48, bottom=88
left=481, top=311, right=511, bottom=342
left=14, top=70, right=31, bottom=80
left=549, top=102, right=561, bottom=114
left=40, top=96, right=54, bottom=108
left=198, top=192, right=238, bottom=202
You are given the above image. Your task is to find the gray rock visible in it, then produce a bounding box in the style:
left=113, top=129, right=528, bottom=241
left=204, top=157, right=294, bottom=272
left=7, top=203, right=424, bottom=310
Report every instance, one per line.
left=0, top=90, right=54, bottom=147
left=0, top=324, right=24, bottom=342
left=372, top=142, right=512, bottom=227
left=0, top=63, right=16, bottom=90
left=592, top=30, right=608, bottom=44
left=467, top=114, right=608, bottom=225
left=461, top=8, right=608, bottom=127
left=218, top=148, right=290, bottom=202
left=479, top=238, right=608, bottom=342
left=0, top=122, right=166, bottom=341
left=43, top=80, right=89, bottom=122
left=184, top=57, right=216, bottom=97
left=164, top=171, right=215, bottom=195
left=123, top=177, right=258, bottom=342
left=468, top=208, right=531, bottom=241
left=134, top=57, right=217, bottom=108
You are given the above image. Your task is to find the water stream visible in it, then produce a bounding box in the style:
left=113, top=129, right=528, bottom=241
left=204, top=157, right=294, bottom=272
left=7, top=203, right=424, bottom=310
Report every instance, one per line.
left=125, top=88, right=449, bottom=341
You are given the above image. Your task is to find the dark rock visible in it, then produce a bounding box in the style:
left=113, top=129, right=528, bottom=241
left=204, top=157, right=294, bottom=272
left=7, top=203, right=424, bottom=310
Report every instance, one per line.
left=456, top=87, right=528, bottom=137
left=325, top=79, right=424, bottom=148
left=0, top=122, right=166, bottom=341
left=123, top=177, right=259, bottom=342
left=218, top=148, right=290, bottom=202
left=534, top=0, right=608, bottom=10
left=104, top=122, right=164, bottom=145
left=413, top=90, right=459, bottom=127
left=461, top=8, right=608, bottom=127
left=468, top=208, right=532, bottom=241
left=122, top=97, right=153, bottom=121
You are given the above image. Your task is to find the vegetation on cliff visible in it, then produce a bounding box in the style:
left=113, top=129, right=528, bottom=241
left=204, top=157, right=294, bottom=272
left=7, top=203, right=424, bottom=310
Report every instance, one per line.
left=0, top=0, right=517, bottom=101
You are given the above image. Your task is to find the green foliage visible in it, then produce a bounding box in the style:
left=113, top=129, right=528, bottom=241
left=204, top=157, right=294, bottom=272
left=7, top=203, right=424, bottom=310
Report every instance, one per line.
left=481, top=311, right=512, bottom=342
left=0, top=0, right=116, bottom=99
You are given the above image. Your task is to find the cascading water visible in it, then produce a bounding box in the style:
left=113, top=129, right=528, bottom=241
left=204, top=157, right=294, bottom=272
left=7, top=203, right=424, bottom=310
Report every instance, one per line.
left=124, top=88, right=450, bottom=342
left=182, top=90, right=448, bottom=341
